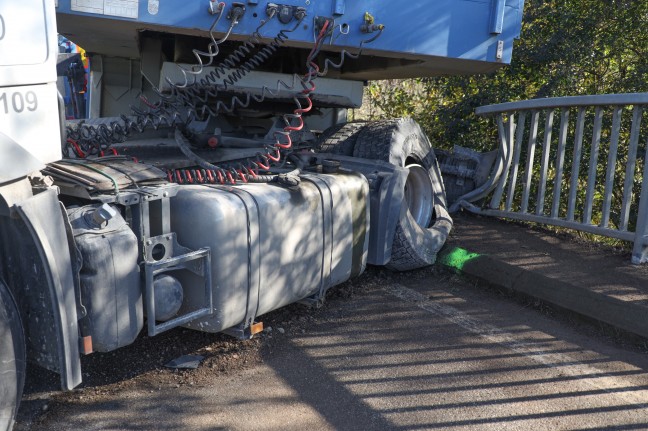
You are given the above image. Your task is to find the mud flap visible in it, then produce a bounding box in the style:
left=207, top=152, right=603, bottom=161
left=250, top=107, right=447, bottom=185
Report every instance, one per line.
left=15, top=189, right=81, bottom=390
left=367, top=166, right=408, bottom=266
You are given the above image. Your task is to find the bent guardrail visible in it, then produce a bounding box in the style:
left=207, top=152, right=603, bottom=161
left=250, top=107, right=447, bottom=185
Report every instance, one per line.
left=453, top=93, right=648, bottom=264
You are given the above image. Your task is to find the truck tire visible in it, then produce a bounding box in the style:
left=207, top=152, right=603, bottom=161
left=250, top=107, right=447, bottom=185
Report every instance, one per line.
left=0, top=280, right=25, bottom=431
left=316, top=122, right=366, bottom=155
left=353, top=118, right=452, bottom=271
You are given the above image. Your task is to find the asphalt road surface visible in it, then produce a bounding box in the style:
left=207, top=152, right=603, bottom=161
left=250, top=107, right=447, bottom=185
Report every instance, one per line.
left=16, top=268, right=648, bottom=430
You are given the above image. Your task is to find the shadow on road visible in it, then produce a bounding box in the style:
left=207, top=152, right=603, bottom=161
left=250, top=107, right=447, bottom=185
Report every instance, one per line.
left=16, top=268, right=648, bottom=430
left=264, top=275, right=648, bottom=430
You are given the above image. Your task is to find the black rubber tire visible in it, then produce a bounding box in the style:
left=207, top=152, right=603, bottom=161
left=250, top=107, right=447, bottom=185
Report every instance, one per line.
left=0, top=280, right=25, bottom=431
left=353, top=118, right=452, bottom=271
left=315, top=122, right=366, bottom=155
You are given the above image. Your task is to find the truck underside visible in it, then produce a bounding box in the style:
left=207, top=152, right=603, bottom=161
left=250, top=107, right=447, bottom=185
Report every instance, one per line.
left=0, top=1, right=525, bottom=429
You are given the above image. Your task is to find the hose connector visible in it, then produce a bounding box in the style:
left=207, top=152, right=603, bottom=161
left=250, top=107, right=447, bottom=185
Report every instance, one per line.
left=266, top=3, right=278, bottom=18
left=208, top=0, right=224, bottom=15
left=276, top=172, right=301, bottom=189
left=227, top=2, right=246, bottom=23
left=361, top=12, right=384, bottom=33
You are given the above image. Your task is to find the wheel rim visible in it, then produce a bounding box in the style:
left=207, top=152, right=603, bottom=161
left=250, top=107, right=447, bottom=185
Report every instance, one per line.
left=403, top=164, right=434, bottom=228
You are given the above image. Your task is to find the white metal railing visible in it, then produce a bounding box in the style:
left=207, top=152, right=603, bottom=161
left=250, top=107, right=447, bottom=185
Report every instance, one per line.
left=452, top=93, right=648, bottom=264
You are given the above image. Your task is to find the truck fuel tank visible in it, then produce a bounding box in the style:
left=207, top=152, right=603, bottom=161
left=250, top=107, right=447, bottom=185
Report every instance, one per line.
left=168, top=170, right=369, bottom=333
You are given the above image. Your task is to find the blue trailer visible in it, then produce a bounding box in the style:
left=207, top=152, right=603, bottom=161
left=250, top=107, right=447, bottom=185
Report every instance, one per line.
left=54, top=0, right=524, bottom=78
left=0, top=1, right=525, bottom=429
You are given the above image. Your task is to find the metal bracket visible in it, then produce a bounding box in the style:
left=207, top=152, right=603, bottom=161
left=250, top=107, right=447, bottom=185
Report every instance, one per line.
left=496, top=40, right=504, bottom=61
left=144, top=248, right=212, bottom=337
left=298, top=294, right=325, bottom=309
left=124, top=183, right=214, bottom=337
left=490, top=0, right=506, bottom=34
left=223, top=321, right=264, bottom=340
left=333, top=0, right=345, bottom=16
left=143, top=232, right=204, bottom=272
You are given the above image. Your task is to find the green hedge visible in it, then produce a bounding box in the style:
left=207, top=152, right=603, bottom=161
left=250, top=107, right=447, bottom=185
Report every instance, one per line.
left=359, top=0, right=648, bottom=152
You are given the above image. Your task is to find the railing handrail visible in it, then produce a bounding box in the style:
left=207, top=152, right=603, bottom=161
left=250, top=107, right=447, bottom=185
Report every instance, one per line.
left=475, top=93, right=648, bottom=115
left=456, top=94, right=648, bottom=264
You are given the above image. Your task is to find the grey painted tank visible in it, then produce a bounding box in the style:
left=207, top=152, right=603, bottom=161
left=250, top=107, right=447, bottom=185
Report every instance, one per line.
left=67, top=204, right=143, bottom=352
left=169, top=170, right=369, bottom=333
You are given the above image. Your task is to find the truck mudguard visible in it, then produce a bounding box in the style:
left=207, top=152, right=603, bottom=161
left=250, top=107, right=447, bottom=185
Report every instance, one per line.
left=14, top=189, right=81, bottom=390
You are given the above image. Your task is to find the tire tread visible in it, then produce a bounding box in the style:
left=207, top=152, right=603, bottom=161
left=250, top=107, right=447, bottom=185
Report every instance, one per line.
left=353, top=118, right=448, bottom=272
left=352, top=120, right=398, bottom=160
left=316, top=122, right=367, bottom=155
left=385, top=225, right=433, bottom=271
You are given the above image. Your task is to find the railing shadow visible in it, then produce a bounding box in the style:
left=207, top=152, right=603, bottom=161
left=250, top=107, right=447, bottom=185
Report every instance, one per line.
left=263, top=273, right=648, bottom=430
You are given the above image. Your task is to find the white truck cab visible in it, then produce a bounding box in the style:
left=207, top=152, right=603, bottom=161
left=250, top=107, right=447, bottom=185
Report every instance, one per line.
left=0, top=0, right=62, bottom=183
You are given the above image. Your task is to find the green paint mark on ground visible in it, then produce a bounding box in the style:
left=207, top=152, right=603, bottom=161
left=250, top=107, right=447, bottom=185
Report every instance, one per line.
left=439, top=247, right=481, bottom=271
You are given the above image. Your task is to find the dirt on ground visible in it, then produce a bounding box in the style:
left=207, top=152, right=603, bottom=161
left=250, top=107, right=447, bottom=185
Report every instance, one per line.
left=16, top=266, right=415, bottom=429
left=15, top=256, right=648, bottom=430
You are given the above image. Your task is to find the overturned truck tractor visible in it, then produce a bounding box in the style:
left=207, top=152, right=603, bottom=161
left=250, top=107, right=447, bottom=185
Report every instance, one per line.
left=0, top=1, right=525, bottom=429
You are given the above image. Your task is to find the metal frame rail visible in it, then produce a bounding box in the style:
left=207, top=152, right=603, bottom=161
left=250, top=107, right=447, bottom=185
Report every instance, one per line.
left=452, top=93, right=648, bottom=264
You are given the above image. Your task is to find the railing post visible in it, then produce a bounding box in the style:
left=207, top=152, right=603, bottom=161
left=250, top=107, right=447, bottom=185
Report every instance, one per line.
left=505, top=112, right=526, bottom=212
left=521, top=110, right=539, bottom=213
left=620, top=106, right=643, bottom=231
left=490, top=114, right=515, bottom=209
left=583, top=107, right=603, bottom=225
left=536, top=110, right=554, bottom=216
left=601, top=106, right=622, bottom=228
left=632, top=137, right=648, bottom=264
left=566, top=107, right=586, bottom=222
left=551, top=108, right=569, bottom=219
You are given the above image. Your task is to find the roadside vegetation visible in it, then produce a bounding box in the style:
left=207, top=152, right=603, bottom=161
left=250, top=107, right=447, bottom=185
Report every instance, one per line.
left=355, top=0, right=648, bottom=150
left=354, top=0, right=648, bottom=248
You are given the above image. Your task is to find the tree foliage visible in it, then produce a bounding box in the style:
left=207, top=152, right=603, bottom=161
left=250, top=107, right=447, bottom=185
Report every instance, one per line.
left=360, top=0, right=648, bottom=151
